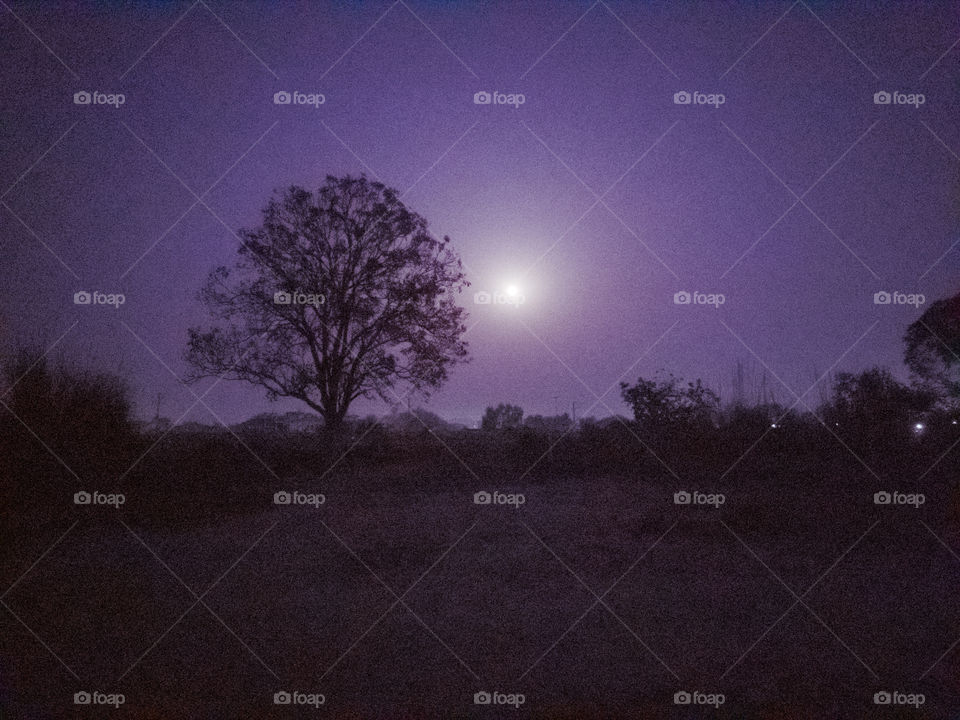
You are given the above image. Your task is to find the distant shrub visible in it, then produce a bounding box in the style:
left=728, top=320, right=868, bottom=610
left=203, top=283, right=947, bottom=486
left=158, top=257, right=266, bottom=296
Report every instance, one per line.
left=481, top=403, right=524, bottom=431
left=620, top=372, right=718, bottom=433
left=1, top=349, right=137, bottom=481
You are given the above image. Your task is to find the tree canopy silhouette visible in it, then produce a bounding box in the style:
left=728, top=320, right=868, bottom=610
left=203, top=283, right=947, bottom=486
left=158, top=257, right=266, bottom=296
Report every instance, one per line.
left=904, top=291, right=960, bottom=405
left=186, top=176, right=469, bottom=428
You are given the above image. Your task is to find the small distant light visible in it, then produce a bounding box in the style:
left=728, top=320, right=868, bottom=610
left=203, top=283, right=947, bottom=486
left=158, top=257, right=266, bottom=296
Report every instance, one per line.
left=953, top=420, right=958, bottom=425
left=770, top=423, right=778, bottom=429
left=914, top=422, right=925, bottom=432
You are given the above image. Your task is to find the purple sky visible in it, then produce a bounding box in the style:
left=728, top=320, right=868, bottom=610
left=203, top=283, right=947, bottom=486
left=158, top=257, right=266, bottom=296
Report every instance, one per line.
left=1, top=1, right=959, bottom=425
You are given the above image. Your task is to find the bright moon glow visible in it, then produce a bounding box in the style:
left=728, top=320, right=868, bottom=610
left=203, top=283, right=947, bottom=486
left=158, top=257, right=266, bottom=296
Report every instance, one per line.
left=505, top=284, right=520, bottom=297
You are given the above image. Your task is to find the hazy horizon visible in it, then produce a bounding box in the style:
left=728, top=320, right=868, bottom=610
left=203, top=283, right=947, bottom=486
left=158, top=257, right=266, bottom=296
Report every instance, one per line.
left=3, top=1, right=958, bottom=424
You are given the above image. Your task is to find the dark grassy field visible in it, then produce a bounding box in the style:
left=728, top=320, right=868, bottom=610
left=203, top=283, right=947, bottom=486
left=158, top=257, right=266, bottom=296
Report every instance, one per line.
left=3, top=421, right=960, bottom=718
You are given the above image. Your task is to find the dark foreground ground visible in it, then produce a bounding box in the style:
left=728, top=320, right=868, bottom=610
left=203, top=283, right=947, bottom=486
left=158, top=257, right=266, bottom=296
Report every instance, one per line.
left=2, top=424, right=960, bottom=718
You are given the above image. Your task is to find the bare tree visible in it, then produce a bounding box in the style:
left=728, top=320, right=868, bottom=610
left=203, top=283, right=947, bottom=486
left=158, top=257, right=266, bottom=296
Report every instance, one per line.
left=185, top=176, right=469, bottom=428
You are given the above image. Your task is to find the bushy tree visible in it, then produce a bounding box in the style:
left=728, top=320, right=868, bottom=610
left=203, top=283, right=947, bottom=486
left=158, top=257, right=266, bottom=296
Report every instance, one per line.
left=186, top=175, right=470, bottom=429
left=1, top=349, right=135, bottom=479
left=620, top=372, right=718, bottom=432
left=820, top=368, right=935, bottom=456
left=481, top=403, right=524, bottom=431
left=821, top=367, right=934, bottom=437
left=904, top=292, right=960, bottom=405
